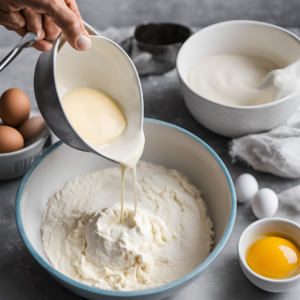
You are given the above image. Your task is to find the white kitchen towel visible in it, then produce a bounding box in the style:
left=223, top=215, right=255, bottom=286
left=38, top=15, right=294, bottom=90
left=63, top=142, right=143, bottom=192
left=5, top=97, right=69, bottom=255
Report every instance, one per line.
left=278, top=185, right=300, bottom=212
left=229, top=110, right=300, bottom=179
left=276, top=184, right=300, bottom=223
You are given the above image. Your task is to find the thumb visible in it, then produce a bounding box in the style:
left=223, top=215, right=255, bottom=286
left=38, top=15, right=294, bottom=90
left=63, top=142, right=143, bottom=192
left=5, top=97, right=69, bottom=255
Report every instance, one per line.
left=47, top=1, right=91, bottom=51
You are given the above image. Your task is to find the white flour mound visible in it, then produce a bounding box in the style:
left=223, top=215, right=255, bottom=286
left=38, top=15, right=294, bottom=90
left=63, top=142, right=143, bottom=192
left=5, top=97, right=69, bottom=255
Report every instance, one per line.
left=41, top=161, right=214, bottom=291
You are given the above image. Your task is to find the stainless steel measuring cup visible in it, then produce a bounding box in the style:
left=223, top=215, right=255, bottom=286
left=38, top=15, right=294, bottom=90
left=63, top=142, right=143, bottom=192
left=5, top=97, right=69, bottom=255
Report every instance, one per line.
left=34, top=22, right=144, bottom=167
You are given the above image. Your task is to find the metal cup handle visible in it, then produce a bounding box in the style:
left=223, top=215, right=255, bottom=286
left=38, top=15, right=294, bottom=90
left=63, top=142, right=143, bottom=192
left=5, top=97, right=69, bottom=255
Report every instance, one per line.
left=0, top=32, right=38, bottom=72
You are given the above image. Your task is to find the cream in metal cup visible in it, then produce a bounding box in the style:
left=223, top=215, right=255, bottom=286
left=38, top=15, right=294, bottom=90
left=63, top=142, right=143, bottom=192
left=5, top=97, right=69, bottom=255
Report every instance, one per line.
left=34, top=22, right=144, bottom=167
left=238, top=218, right=300, bottom=293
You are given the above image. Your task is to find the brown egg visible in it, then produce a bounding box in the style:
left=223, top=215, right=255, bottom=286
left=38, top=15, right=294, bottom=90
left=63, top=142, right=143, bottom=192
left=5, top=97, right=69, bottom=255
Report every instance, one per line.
left=0, top=88, right=31, bottom=126
left=0, top=126, right=24, bottom=153
left=18, top=116, right=46, bottom=143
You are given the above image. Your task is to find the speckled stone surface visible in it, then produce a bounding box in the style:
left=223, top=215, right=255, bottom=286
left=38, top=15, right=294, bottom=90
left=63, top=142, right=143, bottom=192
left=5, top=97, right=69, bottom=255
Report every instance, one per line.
left=1, top=1, right=300, bottom=299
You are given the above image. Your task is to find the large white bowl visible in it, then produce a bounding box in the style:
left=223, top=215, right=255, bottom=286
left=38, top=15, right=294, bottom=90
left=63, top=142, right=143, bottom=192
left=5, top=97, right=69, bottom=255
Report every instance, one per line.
left=16, top=119, right=236, bottom=300
left=177, top=20, right=300, bottom=138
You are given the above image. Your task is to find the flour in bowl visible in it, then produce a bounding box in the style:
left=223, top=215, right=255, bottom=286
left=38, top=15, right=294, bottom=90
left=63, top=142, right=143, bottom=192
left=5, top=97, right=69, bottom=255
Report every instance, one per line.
left=41, top=161, right=214, bottom=291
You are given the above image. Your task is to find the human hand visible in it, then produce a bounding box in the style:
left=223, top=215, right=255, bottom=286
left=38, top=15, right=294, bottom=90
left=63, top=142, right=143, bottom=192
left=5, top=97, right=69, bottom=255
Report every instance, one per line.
left=0, top=0, right=91, bottom=51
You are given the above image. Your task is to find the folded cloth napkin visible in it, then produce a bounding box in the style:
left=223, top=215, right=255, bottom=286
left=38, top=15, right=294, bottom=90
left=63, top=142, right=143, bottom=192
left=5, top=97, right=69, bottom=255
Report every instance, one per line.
left=276, top=184, right=300, bottom=224
left=229, top=110, right=300, bottom=179
left=278, top=185, right=300, bottom=212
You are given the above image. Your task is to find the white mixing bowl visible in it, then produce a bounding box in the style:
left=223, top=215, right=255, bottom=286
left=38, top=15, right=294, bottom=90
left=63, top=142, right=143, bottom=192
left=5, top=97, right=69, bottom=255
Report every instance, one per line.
left=177, top=20, right=300, bottom=138
left=16, top=119, right=236, bottom=300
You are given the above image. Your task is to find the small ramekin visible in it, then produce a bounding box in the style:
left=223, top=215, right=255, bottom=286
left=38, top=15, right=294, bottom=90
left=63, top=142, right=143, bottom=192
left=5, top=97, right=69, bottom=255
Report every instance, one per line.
left=238, top=218, right=300, bottom=293
left=0, top=130, right=49, bottom=180
left=0, top=111, right=50, bottom=180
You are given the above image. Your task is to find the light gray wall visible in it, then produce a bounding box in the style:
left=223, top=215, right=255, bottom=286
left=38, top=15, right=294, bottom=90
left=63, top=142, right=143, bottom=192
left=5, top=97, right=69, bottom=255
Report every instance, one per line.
left=77, top=0, right=300, bottom=29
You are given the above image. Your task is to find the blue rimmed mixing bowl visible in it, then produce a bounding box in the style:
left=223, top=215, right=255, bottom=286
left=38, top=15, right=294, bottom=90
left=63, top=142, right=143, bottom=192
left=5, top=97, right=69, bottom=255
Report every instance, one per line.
left=16, top=119, right=236, bottom=300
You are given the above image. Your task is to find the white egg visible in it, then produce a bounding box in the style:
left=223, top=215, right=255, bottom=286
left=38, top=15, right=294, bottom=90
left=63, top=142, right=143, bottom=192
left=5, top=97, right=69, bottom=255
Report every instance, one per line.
left=234, top=173, right=259, bottom=203
left=252, top=188, right=278, bottom=219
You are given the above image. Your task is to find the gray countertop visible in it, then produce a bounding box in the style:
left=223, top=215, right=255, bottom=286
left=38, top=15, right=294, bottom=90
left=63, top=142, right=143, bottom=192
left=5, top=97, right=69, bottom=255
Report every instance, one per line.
left=1, top=1, right=300, bottom=299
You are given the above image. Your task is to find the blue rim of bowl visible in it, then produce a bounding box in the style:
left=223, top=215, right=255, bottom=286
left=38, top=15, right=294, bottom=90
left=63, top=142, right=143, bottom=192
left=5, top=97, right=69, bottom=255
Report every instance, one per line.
left=15, top=118, right=236, bottom=297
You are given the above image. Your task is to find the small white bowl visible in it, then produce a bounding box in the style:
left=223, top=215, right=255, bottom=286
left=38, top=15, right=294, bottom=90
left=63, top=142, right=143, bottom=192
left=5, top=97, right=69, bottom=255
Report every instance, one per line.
left=177, top=20, right=300, bottom=138
left=16, top=119, right=236, bottom=300
left=238, top=218, right=300, bottom=293
left=0, top=112, right=50, bottom=180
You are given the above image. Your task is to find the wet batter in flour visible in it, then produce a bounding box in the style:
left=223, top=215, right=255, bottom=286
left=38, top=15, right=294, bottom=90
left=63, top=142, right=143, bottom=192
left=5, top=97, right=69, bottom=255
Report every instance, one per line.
left=41, top=161, right=214, bottom=291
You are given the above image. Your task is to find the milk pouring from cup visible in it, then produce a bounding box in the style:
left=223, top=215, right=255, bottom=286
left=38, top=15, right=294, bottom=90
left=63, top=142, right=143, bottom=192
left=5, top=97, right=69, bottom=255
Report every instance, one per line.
left=34, top=23, right=144, bottom=222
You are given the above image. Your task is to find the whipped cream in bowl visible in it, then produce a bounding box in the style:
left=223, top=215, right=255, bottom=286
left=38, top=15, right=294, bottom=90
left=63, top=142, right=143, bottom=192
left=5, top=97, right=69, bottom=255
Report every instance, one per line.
left=177, top=20, right=300, bottom=137
left=188, top=54, right=293, bottom=107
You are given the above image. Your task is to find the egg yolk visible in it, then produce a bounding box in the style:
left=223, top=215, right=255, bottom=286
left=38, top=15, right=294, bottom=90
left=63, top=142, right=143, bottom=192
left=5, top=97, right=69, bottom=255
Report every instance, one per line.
left=247, top=236, right=300, bottom=279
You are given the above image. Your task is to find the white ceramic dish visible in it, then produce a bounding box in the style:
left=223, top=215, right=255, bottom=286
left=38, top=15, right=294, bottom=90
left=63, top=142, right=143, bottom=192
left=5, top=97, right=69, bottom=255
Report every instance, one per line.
left=238, top=218, right=300, bottom=293
left=0, top=111, right=50, bottom=180
left=177, top=20, right=300, bottom=138
left=16, top=119, right=236, bottom=300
